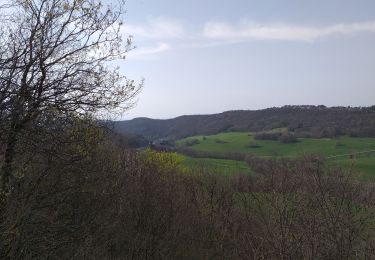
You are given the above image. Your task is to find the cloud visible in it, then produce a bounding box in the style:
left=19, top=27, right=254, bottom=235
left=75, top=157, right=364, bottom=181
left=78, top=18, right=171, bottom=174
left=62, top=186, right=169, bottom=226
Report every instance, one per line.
left=127, top=42, right=171, bottom=59
left=123, top=17, right=186, bottom=39
left=122, top=18, right=375, bottom=58
left=202, top=20, right=375, bottom=42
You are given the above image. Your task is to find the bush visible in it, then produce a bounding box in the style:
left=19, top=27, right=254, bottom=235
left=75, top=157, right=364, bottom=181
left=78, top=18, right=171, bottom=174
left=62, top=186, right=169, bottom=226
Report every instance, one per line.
left=185, top=138, right=200, bottom=146
left=215, top=139, right=228, bottom=144
left=140, top=148, right=186, bottom=174
left=278, top=133, right=298, bottom=143
left=335, top=141, right=345, bottom=147
left=254, top=132, right=281, bottom=141
left=248, top=141, right=261, bottom=148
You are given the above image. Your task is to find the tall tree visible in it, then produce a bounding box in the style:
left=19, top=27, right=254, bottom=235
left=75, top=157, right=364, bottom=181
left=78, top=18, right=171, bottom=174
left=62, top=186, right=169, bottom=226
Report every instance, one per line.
left=0, top=0, right=141, bottom=192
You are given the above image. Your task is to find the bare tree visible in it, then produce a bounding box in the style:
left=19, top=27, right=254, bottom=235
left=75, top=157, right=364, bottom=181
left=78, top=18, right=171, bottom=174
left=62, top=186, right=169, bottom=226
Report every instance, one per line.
left=0, top=0, right=142, bottom=192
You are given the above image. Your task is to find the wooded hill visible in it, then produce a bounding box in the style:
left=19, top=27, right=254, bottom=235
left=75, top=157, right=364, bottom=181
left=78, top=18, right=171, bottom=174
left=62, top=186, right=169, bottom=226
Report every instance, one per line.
left=113, top=105, right=375, bottom=140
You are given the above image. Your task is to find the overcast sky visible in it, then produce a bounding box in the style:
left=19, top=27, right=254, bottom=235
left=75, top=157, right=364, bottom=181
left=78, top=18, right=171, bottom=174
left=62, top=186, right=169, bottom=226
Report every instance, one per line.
left=119, top=0, right=375, bottom=119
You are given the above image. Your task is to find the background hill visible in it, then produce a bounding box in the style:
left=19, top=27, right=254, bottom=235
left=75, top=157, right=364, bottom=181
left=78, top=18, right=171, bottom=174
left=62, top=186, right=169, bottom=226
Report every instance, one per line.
left=113, top=105, right=375, bottom=140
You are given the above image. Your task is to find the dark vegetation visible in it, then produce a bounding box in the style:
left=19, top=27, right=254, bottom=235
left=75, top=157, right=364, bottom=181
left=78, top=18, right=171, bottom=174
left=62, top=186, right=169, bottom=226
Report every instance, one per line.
left=2, top=129, right=375, bottom=258
left=254, top=131, right=298, bottom=143
left=114, top=105, right=375, bottom=140
left=112, top=132, right=150, bottom=148
left=248, top=141, right=261, bottom=148
left=184, top=138, right=200, bottom=146
left=1, top=0, right=375, bottom=258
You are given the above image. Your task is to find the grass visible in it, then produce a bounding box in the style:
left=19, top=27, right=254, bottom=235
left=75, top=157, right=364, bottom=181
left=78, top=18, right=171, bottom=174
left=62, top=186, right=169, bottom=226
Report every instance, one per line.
left=177, top=132, right=375, bottom=179
left=178, top=132, right=375, bottom=157
left=330, top=156, right=375, bottom=181
left=182, top=156, right=252, bottom=176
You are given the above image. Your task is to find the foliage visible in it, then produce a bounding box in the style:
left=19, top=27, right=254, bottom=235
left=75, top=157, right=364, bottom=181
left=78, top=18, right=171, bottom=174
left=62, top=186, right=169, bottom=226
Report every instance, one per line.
left=184, top=138, right=200, bottom=146
left=248, top=141, right=261, bottom=148
left=1, top=137, right=375, bottom=258
left=140, top=148, right=187, bottom=174
left=254, top=131, right=281, bottom=141
left=0, top=0, right=142, bottom=191
left=114, top=105, right=375, bottom=140
left=278, top=132, right=298, bottom=143
left=0, top=2, right=374, bottom=259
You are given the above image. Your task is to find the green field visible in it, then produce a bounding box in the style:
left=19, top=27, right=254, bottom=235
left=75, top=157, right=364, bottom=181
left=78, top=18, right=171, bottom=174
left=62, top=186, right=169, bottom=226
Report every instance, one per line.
left=182, top=156, right=252, bottom=176
left=329, top=157, right=375, bottom=181
left=177, top=132, right=375, bottom=179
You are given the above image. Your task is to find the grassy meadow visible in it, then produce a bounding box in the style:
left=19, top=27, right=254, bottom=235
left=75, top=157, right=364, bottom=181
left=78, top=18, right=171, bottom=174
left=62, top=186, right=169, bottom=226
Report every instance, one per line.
left=182, top=156, right=252, bottom=176
left=177, top=132, right=375, bottom=179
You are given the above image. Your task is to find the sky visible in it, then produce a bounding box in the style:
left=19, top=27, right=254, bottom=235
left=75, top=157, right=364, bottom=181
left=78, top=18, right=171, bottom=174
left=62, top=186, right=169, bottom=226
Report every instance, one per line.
left=119, top=0, right=375, bottom=119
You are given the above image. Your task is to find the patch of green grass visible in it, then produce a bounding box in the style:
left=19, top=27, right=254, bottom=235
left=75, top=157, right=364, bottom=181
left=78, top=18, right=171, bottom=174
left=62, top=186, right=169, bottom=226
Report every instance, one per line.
left=178, top=132, right=375, bottom=158
left=182, top=156, right=252, bottom=176
left=264, top=127, right=288, bottom=134
left=177, top=132, right=375, bottom=179
left=330, top=156, right=375, bottom=181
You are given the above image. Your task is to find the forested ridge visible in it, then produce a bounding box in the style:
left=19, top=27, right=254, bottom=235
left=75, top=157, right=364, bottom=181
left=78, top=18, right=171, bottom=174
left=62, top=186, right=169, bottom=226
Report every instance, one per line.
left=114, top=105, right=375, bottom=140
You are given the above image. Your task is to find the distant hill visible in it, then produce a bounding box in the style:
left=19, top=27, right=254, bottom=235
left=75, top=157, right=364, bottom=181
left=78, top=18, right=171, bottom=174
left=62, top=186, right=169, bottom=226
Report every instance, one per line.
left=113, top=105, right=375, bottom=140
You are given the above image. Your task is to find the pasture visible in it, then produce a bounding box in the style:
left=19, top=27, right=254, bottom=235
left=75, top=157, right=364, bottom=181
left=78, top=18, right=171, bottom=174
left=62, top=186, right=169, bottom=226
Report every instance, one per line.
left=177, top=132, right=375, bottom=179
left=182, top=156, right=252, bottom=176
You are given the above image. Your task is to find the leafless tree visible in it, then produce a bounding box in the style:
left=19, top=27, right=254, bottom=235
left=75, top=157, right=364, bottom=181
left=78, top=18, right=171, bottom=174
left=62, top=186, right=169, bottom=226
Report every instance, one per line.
left=0, top=0, right=142, bottom=192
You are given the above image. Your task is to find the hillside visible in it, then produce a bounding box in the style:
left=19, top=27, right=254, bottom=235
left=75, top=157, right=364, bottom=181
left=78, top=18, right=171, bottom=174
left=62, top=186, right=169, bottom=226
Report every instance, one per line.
left=113, top=105, right=375, bottom=140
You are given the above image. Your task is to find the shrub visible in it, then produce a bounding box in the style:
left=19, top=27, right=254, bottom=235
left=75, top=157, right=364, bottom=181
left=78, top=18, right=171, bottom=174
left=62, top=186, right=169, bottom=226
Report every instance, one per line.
left=215, top=139, right=228, bottom=144
left=335, top=141, right=345, bottom=147
left=248, top=141, right=261, bottom=148
left=278, top=133, right=298, bottom=143
left=140, top=148, right=186, bottom=174
left=254, top=132, right=281, bottom=141
left=185, top=138, right=200, bottom=146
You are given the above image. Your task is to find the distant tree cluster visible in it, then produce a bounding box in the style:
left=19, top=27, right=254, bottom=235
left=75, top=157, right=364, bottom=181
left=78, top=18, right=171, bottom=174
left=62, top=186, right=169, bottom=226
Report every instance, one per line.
left=254, top=131, right=298, bottom=143
left=184, top=138, right=200, bottom=146
left=114, top=105, right=375, bottom=140
left=254, top=132, right=281, bottom=141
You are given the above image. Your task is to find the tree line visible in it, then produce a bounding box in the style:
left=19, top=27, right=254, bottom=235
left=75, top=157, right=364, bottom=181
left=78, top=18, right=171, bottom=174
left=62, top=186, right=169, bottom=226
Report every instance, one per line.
left=114, top=105, right=375, bottom=141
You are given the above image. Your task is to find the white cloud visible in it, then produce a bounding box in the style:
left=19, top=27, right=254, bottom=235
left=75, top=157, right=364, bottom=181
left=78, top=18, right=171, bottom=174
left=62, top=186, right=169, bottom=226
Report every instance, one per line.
left=127, top=42, right=171, bottom=59
left=123, top=17, right=186, bottom=39
left=202, top=20, right=375, bottom=42
left=122, top=18, right=375, bottom=58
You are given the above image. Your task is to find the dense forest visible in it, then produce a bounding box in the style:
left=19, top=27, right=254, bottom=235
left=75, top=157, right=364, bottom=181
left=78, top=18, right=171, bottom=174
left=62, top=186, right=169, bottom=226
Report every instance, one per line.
left=114, top=105, right=375, bottom=141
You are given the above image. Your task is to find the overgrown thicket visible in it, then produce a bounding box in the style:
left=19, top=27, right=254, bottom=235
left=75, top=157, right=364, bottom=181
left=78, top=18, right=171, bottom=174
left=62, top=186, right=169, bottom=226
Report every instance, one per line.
left=1, top=120, right=375, bottom=259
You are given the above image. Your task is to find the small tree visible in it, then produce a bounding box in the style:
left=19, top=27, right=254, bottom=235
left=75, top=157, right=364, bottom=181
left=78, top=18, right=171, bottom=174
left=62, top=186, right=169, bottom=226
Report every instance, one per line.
left=0, top=0, right=142, bottom=192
